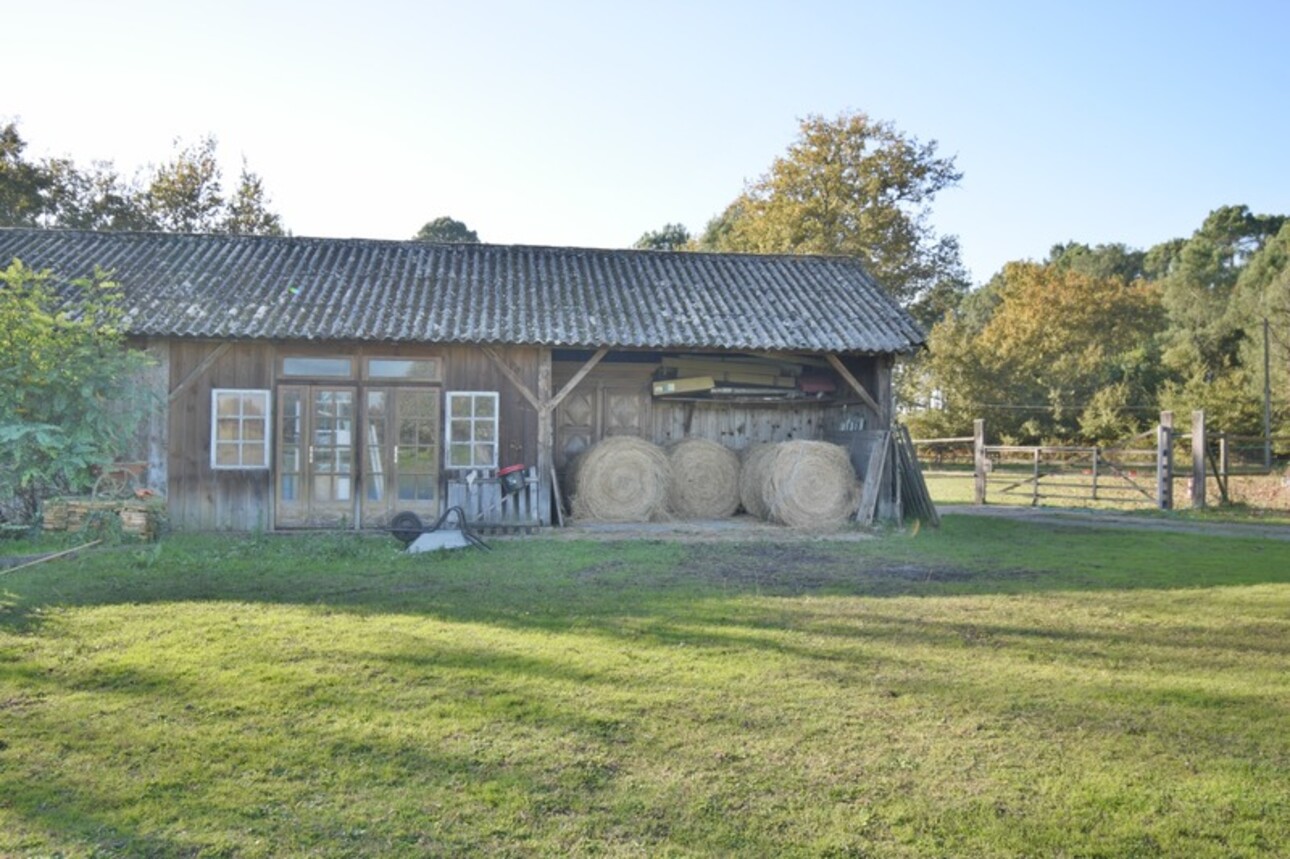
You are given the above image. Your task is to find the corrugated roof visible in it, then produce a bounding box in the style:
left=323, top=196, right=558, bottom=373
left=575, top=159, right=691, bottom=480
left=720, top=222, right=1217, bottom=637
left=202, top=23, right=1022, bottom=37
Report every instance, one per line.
left=0, top=228, right=926, bottom=354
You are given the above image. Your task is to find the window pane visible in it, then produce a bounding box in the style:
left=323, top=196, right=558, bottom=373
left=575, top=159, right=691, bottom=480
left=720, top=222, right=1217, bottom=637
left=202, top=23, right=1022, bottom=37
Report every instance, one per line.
left=476, top=420, right=496, bottom=442
left=242, top=395, right=265, bottom=417
left=451, top=419, right=472, bottom=441
left=450, top=395, right=472, bottom=416
left=474, top=443, right=496, bottom=466
left=243, top=445, right=266, bottom=466
left=475, top=396, right=496, bottom=418
left=367, top=358, right=440, bottom=380
left=282, top=357, right=353, bottom=377
left=216, top=443, right=241, bottom=466
left=243, top=419, right=266, bottom=441
left=217, top=419, right=241, bottom=441
left=449, top=444, right=473, bottom=467
left=216, top=395, right=241, bottom=417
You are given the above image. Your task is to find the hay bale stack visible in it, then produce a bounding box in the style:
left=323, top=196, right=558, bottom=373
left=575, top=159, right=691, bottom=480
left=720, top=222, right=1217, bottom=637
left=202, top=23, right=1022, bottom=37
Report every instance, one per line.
left=571, top=436, right=672, bottom=521
left=667, top=438, right=741, bottom=518
left=739, top=444, right=776, bottom=519
left=753, top=440, right=860, bottom=529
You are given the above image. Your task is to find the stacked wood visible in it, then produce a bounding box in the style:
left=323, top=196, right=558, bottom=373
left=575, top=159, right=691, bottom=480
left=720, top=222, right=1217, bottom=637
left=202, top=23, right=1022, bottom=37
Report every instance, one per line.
left=42, top=498, right=162, bottom=541
left=42, top=499, right=69, bottom=531
left=571, top=436, right=672, bottom=522
left=742, top=440, right=860, bottom=529
left=666, top=439, right=741, bottom=518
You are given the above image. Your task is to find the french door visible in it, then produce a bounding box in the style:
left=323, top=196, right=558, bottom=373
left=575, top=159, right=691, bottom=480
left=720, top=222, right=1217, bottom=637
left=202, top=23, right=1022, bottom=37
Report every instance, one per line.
left=276, top=385, right=440, bottom=528
left=360, top=387, right=441, bottom=528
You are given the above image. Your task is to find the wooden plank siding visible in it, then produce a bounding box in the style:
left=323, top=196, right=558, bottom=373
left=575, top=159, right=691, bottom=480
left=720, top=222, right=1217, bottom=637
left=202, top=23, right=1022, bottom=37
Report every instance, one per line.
left=167, top=340, right=275, bottom=531
left=163, top=339, right=541, bottom=531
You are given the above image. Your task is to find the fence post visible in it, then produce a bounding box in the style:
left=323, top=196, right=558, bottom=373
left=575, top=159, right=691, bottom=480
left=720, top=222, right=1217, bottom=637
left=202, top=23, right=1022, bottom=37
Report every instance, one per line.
left=1031, top=448, right=1041, bottom=507
left=973, top=419, right=986, bottom=505
left=1091, top=447, right=1100, bottom=501
left=1157, top=411, right=1174, bottom=510
left=1191, top=410, right=1206, bottom=509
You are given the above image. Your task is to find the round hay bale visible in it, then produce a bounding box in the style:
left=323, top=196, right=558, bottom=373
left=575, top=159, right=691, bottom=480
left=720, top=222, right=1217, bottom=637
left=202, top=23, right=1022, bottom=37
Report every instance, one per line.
left=571, top=436, right=672, bottom=522
left=739, top=443, right=777, bottom=519
left=764, top=440, right=859, bottom=529
left=667, top=438, right=741, bottom=519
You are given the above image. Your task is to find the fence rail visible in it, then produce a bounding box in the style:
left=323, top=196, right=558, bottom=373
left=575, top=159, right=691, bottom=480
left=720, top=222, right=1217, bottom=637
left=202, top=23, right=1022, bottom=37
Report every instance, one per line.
left=913, top=413, right=1290, bottom=510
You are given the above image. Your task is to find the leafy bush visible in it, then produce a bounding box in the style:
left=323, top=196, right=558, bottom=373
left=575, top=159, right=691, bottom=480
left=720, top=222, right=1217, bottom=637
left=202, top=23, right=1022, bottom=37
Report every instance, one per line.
left=0, top=259, right=156, bottom=523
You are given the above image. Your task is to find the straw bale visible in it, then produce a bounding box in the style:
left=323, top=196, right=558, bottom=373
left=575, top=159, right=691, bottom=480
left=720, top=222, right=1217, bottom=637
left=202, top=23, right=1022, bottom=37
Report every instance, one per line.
left=764, top=440, right=860, bottom=529
left=571, top=436, right=672, bottom=521
left=667, top=438, right=741, bottom=519
left=739, top=444, right=777, bottom=519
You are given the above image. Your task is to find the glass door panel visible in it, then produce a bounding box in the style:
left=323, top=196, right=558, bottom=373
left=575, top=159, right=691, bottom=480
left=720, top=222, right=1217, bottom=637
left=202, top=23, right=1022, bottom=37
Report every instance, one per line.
left=360, top=387, right=441, bottom=529
left=361, top=389, right=391, bottom=527
left=277, top=387, right=307, bottom=527
left=308, top=388, right=354, bottom=525
left=275, top=385, right=356, bottom=528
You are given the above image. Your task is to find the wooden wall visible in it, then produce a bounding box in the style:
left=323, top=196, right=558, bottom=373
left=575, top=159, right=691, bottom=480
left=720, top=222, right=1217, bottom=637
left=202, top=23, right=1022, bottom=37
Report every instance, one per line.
left=551, top=351, right=887, bottom=474
left=168, top=340, right=275, bottom=531
left=164, top=338, right=541, bottom=531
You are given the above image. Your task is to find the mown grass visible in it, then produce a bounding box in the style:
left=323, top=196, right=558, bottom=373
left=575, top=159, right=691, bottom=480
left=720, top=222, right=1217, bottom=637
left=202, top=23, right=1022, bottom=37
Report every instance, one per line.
left=1, top=521, right=1288, bottom=857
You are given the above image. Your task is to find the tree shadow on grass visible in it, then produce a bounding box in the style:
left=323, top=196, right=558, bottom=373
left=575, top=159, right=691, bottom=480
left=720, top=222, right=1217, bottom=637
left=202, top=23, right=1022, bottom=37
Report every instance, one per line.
left=2, top=517, right=1290, bottom=635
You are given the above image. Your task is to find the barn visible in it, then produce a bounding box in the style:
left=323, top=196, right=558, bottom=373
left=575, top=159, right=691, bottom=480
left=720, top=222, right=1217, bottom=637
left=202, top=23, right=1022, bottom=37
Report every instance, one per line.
left=0, top=228, right=926, bottom=531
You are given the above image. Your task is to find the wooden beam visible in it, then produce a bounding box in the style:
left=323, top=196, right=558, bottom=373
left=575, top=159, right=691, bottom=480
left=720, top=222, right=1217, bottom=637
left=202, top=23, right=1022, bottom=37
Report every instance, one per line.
left=536, top=348, right=553, bottom=525
left=481, top=345, right=541, bottom=411
left=547, top=346, right=609, bottom=412
left=824, top=353, right=882, bottom=417
left=168, top=342, right=231, bottom=403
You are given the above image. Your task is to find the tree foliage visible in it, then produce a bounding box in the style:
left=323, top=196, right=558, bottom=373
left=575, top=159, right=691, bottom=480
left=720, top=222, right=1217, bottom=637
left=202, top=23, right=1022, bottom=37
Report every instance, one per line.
left=910, top=261, right=1167, bottom=442
left=413, top=216, right=480, bottom=243
left=633, top=223, right=692, bottom=251
left=698, top=111, right=968, bottom=323
left=0, top=260, right=156, bottom=523
left=911, top=205, right=1290, bottom=442
left=0, top=121, right=285, bottom=235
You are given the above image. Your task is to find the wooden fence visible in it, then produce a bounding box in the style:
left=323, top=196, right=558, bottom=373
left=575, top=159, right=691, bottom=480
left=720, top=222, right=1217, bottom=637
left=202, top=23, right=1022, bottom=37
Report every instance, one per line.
left=913, top=412, right=1290, bottom=510
left=446, top=467, right=542, bottom=533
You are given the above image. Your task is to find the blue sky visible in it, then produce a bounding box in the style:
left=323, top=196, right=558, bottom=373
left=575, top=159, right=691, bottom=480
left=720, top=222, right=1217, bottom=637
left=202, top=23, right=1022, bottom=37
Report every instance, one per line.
left=7, top=0, right=1289, bottom=284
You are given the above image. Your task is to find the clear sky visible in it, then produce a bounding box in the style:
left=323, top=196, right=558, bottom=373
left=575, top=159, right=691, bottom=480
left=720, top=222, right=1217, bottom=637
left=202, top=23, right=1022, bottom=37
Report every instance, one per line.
left=6, top=0, right=1289, bottom=285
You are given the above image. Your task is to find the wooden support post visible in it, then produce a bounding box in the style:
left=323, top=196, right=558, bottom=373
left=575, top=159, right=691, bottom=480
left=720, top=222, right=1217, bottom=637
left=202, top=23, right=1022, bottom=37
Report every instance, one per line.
left=825, top=353, right=883, bottom=418
left=973, top=419, right=987, bottom=505
left=1031, top=448, right=1041, bottom=507
left=144, top=339, right=170, bottom=493
left=1191, top=409, right=1206, bottom=509
left=536, top=348, right=553, bottom=525
left=548, top=346, right=609, bottom=411
left=1091, top=447, right=1100, bottom=501
left=481, top=345, right=541, bottom=411
left=1157, top=411, right=1174, bottom=510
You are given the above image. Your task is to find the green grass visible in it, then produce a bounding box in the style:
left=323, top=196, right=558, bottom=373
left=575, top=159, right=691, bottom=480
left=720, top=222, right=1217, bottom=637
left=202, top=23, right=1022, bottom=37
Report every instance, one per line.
left=2, top=522, right=1289, bottom=857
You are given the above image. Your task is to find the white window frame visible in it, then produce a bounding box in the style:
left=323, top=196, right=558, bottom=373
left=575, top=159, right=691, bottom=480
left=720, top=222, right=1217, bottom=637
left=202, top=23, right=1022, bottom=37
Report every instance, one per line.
left=211, top=388, right=272, bottom=470
left=444, top=390, right=499, bottom=470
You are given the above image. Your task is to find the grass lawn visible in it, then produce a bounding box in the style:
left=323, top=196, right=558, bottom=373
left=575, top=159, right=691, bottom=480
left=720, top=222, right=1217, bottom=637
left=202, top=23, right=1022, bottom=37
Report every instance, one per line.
left=2, top=520, right=1288, bottom=857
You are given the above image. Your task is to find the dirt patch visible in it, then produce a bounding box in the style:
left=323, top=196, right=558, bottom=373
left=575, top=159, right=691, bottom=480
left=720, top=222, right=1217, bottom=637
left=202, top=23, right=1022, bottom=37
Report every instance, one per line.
left=569, top=542, right=1024, bottom=595
left=678, top=544, right=1008, bottom=594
